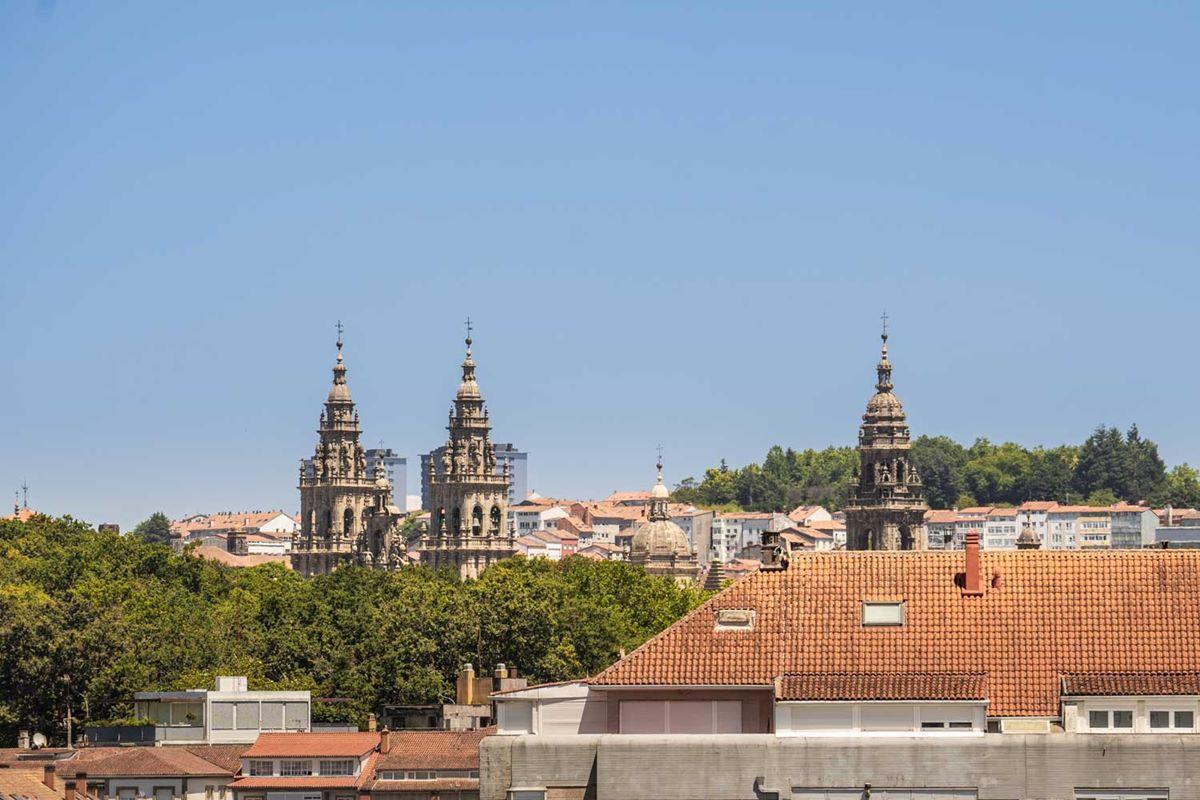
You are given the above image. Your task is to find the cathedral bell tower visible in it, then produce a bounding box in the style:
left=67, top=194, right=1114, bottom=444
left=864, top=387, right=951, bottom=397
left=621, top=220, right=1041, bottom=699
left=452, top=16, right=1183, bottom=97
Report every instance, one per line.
left=844, top=318, right=928, bottom=550
left=418, top=324, right=516, bottom=579
left=293, top=326, right=393, bottom=575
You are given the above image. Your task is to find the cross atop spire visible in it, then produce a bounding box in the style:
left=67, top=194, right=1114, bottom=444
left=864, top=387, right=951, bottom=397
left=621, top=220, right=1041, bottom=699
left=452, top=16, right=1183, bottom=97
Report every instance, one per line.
left=464, top=316, right=473, bottom=355
left=881, top=310, right=889, bottom=343
left=335, top=320, right=345, bottom=363
left=656, top=443, right=664, bottom=475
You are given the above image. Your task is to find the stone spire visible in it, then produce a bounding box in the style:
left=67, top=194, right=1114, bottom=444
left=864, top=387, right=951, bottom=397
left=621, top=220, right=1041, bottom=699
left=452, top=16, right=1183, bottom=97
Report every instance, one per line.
left=844, top=317, right=928, bottom=551
left=648, top=454, right=670, bottom=522
left=419, top=323, right=516, bottom=579
left=293, top=324, right=396, bottom=576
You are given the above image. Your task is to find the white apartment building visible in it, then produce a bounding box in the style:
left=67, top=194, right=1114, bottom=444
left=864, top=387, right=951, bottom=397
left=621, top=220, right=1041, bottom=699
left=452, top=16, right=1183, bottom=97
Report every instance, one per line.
left=983, top=508, right=1019, bottom=550
left=1016, top=501, right=1057, bottom=548
left=130, top=676, right=310, bottom=745
left=710, top=513, right=788, bottom=562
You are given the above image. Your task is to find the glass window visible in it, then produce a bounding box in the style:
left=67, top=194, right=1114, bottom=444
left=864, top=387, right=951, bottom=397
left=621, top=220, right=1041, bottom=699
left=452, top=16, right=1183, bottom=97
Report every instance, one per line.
left=284, top=702, right=309, bottom=731
left=1113, top=710, right=1133, bottom=729
left=211, top=702, right=235, bottom=730
left=1150, top=711, right=1170, bottom=729
left=260, top=702, right=284, bottom=731
left=319, top=760, right=355, bottom=777
left=1176, top=710, right=1194, bottom=729
left=235, top=702, right=261, bottom=730
left=1089, top=710, right=1109, bottom=729
left=248, top=761, right=273, bottom=777
left=279, top=760, right=312, bottom=777
left=862, top=602, right=904, bottom=626
left=171, top=702, right=203, bottom=726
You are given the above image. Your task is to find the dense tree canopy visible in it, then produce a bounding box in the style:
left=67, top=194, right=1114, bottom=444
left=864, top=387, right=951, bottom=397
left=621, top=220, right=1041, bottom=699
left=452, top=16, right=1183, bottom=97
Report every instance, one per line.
left=131, top=512, right=172, bottom=545
left=674, top=424, right=1197, bottom=511
left=0, top=515, right=707, bottom=746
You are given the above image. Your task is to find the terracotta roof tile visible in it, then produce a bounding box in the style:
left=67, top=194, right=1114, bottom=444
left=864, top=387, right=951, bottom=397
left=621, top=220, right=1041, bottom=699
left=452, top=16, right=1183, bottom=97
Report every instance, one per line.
left=778, top=672, right=987, bottom=701
left=243, top=732, right=379, bottom=758
left=369, top=779, right=477, bottom=792
left=189, top=546, right=292, bottom=569
left=76, top=747, right=234, bottom=777
left=590, top=550, right=1200, bottom=717
left=0, top=770, right=66, bottom=800
left=1061, top=672, right=1200, bottom=696
left=373, top=729, right=488, bottom=772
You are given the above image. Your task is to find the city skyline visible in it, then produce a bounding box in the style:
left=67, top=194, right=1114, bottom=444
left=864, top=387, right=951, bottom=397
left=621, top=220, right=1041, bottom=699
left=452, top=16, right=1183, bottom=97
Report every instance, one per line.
left=3, top=3, right=1199, bottom=528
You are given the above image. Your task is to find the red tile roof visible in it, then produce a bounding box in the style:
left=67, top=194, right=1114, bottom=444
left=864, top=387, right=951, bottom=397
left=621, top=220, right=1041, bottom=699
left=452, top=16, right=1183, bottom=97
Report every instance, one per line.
left=189, top=545, right=292, bottom=568
left=228, top=777, right=361, bottom=790
left=373, top=729, right=489, bottom=772
left=370, top=779, right=478, bottom=792
left=777, top=672, right=987, bottom=701
left=243, top=732, right=379, bottom=758
left=590, top=550, right=1200, bottom=717
left=1018, top=501, right=1059, bottom=512
left=0, top=771, right=67, bottom=800
left=1061, top=672, right=1200, bottom=697
left=74, top=746, right=235, bottom=777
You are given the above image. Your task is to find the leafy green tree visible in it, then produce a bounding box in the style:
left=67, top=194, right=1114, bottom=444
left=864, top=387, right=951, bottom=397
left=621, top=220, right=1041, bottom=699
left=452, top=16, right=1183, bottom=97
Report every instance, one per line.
left=131, top=512, right=172, bottom=546
left=909, top=436, right=967, bottom=509
left=1151, top=464, right=1200, bottom=508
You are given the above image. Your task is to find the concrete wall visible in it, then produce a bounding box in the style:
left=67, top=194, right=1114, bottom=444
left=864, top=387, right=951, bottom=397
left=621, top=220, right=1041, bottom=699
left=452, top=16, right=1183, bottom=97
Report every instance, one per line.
left=482, top=733, right=1200, bottom=800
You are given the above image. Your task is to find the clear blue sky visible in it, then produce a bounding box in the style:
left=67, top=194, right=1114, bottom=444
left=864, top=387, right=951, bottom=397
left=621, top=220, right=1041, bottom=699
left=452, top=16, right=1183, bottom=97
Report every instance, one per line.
left=2, top=3, right=1198, bottom=528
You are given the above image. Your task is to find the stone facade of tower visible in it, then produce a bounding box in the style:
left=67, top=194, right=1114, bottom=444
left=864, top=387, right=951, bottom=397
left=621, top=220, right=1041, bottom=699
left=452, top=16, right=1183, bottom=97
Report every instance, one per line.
left=292, top=336, right=402, bottom=576
left=417, top=335, right=516, bottom=579
left=844, top=329, right=928, bottom=551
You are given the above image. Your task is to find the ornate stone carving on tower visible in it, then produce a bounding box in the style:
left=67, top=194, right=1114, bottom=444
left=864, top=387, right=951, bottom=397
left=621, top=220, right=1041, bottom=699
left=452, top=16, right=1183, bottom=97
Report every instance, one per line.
left=292, top=327, right=400, bottom=576
left=844, top=319, right=928, bottom=550
left=631, top=457, right=700, bottom=586
left=417, top=325, right=516, bottom=579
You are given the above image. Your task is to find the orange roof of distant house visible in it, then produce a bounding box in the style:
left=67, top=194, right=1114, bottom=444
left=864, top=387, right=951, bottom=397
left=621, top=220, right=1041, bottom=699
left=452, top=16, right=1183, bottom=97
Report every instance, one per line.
left=1018, top=501, right=1059, bottom=512
left=75, top=745, right=236, bottom=777
left=574, top=550, right=605, bottom=561
left=1109, top=502, right=1150, bottom=513
left=604, top=490, right=654, bottom=504
left=0, top=771, right=69, bottom=800
left=806, top=519, right=844, bottom=532
left=716, top=512, right=779, bottom=521
left=956, top=507, right=994, bottom=516
left=589, top=550, right=1200, bottom=717
left=372, top=728, right=490, bottom=773
left=3, top=507, right=37, bottom=522
left=243, top=732, right=379, bottom=758
left=171, top=510, right=293, bottom=535
left=190, top=546, right=291, bottom=569
left=987, top=507, right=1018, bottom=518
left=924, top=510, right=960, bottom=524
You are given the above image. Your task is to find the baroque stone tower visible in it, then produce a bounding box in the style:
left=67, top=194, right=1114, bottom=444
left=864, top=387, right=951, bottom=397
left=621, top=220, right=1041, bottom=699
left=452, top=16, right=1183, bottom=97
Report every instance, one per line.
left=844, top=321, right=928, bottom=550
left=631, top=457, right=700, bottom=587
left=293, top=329, right=396, bottom=576
left=418, top=328, right=516, bottom=579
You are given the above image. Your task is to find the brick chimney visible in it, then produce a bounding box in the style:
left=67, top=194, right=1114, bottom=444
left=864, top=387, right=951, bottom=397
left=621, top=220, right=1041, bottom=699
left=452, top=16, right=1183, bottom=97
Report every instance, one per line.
left=64, top=779, right=76, bottom=800
left=962, top=529, right=984, bottom=596
left=366, top=713, right=377, bottom=733
left=75, top=771, right=87, bottom=796
left=42, top=764, right=55, bottom=790
left=379, top=727, right=391, bottom=755
left=456, top=663, right=476, bottom=705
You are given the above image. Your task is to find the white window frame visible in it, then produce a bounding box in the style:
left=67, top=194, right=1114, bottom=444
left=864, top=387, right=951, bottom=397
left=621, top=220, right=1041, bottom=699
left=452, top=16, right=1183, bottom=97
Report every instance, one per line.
left=278, top=760, right=313, bottom=777
left=247, top=760, right=274, bottom=777
left=1146, top=703, right=1197, bottom=732
left=318, top=759, right=356, bottom=777
left=861, top=601, right=905, bottom=627
left=1085, top=705, right=1135, bottom=732
left=777, top=701, right=984, bottom=737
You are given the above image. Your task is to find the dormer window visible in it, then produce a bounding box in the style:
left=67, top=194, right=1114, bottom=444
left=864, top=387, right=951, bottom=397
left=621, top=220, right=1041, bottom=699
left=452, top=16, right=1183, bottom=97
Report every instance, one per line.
left=862, top=601, right=904, bottom=626
left=715, top=609, right=755, bottom=631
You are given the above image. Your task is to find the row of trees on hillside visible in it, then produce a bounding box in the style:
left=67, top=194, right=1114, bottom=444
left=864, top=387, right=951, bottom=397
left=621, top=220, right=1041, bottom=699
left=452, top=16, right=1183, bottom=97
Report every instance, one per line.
left=0, top=515, right=707, bottom=747
left=672, top=425, right=1200, bottom=511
